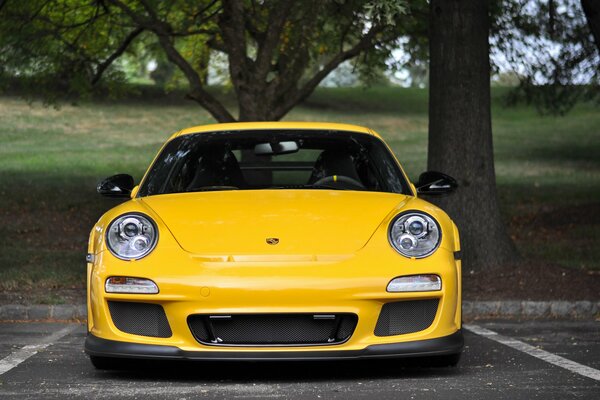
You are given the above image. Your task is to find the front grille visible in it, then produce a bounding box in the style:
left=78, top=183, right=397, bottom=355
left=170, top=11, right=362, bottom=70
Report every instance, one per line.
left=374, top=299, right=439, bottom=336
left=188, top=313, right=358, bottom=346
left=108, top=301, right=172, bottom=338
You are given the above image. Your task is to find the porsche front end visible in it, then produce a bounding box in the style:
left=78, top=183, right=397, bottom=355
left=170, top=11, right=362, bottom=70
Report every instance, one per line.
left=84, top=122, right=463, bottom=367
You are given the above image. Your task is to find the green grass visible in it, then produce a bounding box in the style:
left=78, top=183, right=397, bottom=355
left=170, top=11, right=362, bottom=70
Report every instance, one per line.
left=0, top=86, right=599, bottom=291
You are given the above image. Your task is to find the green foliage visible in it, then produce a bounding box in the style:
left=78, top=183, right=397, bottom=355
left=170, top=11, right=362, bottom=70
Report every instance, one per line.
left=364, top=0, right=407, bottom=26
left=0, top=87, right=598, bottom=291
left=1, top=0, right=596, bottom=115
left=0, top=0, right=411, bottom=119
left=393, top=0, right=600, bottom=114
left=491, top=0, right=600, bottom=114
left=0, top=1, right=129, bottom=98
left=0, top=1, right=229, bottom=100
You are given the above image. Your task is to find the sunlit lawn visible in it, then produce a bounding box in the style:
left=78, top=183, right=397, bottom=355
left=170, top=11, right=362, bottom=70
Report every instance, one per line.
left=1, top=86, right=598, bottom=297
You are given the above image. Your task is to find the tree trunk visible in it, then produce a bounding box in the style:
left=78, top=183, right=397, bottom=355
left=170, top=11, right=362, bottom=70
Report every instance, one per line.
left=428, top=0, right=519, bottom=271
left=237, top=92, right=273, bottom=184
left=582, top=0, right=600, bottom=53
left=238, top=90, right=271, bottom=122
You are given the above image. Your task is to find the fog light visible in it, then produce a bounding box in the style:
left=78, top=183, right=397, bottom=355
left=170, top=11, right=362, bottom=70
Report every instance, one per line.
left=387, top=275, right=441, bottom=292
left=105, top=277, right=159, bottom=294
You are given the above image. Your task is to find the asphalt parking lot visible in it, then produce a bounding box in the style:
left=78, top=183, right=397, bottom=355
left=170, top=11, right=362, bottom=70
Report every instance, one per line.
left=0, top=319, right=598, bottom=399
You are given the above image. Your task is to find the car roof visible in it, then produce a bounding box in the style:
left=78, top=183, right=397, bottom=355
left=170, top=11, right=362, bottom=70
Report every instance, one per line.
left=174, top=122, right=380, bottom=139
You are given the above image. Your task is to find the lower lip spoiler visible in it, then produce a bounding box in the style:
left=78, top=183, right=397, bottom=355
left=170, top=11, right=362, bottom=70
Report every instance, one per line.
left=84, top=330, right=463, bottom=361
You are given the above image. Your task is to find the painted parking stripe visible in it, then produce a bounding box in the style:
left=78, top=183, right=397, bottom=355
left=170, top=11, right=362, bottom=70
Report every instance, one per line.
left=0, top=324, right=77, bottom=376
left=465, top=324, right=600, bottom=382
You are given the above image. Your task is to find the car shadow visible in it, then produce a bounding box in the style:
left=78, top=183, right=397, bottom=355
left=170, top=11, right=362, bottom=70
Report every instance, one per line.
left=97, top=358, right=463, bottom=382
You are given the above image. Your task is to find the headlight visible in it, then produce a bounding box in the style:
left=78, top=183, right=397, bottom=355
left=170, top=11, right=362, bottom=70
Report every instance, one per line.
left=106, top=213, right=158, bottom=260
left=389, top=211, right=441, bottom=258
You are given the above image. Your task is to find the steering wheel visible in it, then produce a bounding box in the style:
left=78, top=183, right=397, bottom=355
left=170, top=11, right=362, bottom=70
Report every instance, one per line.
left=313, top=175, right=365, bottom=189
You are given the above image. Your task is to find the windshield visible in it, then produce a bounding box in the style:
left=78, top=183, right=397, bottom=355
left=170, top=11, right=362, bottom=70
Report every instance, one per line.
left=138, top=130, right=410, bottom=196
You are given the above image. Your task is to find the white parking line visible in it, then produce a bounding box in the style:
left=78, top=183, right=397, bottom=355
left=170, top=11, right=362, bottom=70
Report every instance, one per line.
left=464, top=324, right=600, bottom=382
left=0, top=325, right=77, bottom=376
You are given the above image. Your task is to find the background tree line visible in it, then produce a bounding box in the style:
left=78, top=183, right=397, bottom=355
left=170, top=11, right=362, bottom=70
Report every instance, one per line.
left=0, top=0, right=598, bottom=271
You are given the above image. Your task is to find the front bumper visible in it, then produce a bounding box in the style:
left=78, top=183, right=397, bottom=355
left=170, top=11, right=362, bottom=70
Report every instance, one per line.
left=85, top=330, right=463, bottom=361
left=87, top=236, right=462, bottom=356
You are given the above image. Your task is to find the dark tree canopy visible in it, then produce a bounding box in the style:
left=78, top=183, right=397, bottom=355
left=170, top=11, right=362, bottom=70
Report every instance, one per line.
left=0, top=0, right=597, bottom=273
left=491, top=0, right=600, bottom=114
left=396, top=0, right=600, bottom=113
left=1, top=1, right=596, bottom=116
left=0, top=0, right=408, bottom=121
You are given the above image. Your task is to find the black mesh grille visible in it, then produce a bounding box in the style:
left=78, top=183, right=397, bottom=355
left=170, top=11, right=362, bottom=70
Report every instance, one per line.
left=108, top=301, right=172, bottom=338
left=188, top=313, right=358, bottom=346
left=374, top=299, right=439, bottom=336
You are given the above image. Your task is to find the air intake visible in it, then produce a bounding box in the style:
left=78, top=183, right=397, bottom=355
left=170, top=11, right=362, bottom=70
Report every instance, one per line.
left=374, top=299, right=439, bottom=336
left=188, top=313, right=358, bottom=346
left=107, top=301, right=172, bottom=338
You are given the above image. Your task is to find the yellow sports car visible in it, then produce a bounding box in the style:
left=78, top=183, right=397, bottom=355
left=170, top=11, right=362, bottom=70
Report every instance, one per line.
left=85, top=122, right=463, bottom=369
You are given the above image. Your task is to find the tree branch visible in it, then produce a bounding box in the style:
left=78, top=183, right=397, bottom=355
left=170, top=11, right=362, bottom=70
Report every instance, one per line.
left=158, top=35, right=235, bottom=122
left=105, top=0, right=154, bottom=29
left=171, top=28, right=218, bottom=37
left=272, top=24, right=386, bottom=119
left=137, top=0, right=160, bottom=21
left=160, top=35, right=236, bottom=121
left=219, top=0, right=250, bottom=92
left=193, top=1, right=222, bottom=25
left=193, top=0, right=218, bottom=19
left=10, top=0, right=53, bottom=30
left=254, top=0, right=293, bottom=81
left=92, top=27, right=143, bottom=85
left=207, top=36, right=228, bottom=53
left=107, top=0, right=234, bottom=122
left=245, top=18, right=264, bottom=43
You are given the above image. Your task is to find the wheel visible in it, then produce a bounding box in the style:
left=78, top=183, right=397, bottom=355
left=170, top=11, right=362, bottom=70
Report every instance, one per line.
left=89, top=355, right=121, bottom=370
left=421, top=352, right=462, bottom=368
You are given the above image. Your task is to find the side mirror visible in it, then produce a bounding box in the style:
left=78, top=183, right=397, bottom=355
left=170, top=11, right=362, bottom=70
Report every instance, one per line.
left=97, top=174, right=134, bottom=198
left=416, top=171, right=458, bottom=195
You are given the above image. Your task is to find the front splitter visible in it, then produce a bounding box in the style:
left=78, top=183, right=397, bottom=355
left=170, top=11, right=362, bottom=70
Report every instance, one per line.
left=85, top=330, right=463, bottom=361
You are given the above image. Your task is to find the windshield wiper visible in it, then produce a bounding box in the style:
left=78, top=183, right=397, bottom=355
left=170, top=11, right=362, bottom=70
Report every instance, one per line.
left=265, top=185, right=345, bottom=190
left=188, top=186, right=239, bottom=192
left=305, top=184, right=345, bottom=190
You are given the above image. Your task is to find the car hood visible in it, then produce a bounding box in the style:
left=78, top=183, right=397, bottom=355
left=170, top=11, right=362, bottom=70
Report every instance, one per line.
left=141, top=190, right=409, bottom=255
